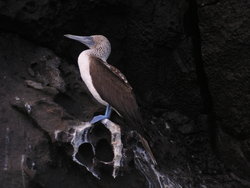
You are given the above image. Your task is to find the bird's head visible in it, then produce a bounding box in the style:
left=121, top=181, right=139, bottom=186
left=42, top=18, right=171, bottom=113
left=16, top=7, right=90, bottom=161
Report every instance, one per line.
left=64, top=34, right=111, bottom=60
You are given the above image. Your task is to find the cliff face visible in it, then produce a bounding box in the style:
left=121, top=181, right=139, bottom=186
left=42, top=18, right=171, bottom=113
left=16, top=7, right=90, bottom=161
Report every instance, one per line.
left=0, top=0, right=249, bottom=187
left=0, top=0, right=203, bottom=116
left=197, top=0, right=250, bottom=182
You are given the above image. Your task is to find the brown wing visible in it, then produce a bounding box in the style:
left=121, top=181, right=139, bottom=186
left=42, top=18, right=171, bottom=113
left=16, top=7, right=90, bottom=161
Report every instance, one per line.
left=102, top=61, right=132, bottom=90
left=89, top=56, right=142, bottom=126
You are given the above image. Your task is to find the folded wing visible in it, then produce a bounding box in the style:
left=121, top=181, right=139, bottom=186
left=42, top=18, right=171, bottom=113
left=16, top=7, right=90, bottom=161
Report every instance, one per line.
left=89, top=56, right=142, bottom=127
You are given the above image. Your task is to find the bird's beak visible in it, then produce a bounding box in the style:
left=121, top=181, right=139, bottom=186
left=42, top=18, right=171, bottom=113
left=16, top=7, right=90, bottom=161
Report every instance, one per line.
left=64, top=34, right=94, bottom=48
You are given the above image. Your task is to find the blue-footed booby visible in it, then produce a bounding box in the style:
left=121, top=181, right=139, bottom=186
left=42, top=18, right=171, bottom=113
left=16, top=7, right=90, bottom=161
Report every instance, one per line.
left=64, top=34, right=142, bottom=126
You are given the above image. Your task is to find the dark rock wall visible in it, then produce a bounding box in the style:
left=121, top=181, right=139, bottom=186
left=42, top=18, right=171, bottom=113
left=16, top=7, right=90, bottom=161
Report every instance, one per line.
left=197, top=0, right=250, bottom=181
left=0, top=0, right=249, bottom=187
left=0, top=0, right=203, bottom=117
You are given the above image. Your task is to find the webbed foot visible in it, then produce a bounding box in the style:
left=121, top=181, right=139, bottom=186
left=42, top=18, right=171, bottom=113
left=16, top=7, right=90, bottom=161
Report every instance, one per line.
left=90, top=105, right=112, bottom=124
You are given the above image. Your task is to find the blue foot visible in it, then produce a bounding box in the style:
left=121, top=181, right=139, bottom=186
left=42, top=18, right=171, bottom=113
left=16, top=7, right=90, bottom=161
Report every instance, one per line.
left=90, top=115, right=109, bottom=124
left=90, top=105, right=112, bottom=124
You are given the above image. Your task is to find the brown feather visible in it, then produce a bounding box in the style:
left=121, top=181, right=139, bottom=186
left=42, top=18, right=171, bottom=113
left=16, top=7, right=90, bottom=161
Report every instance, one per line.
left=89, top=56, right=142, bottom=128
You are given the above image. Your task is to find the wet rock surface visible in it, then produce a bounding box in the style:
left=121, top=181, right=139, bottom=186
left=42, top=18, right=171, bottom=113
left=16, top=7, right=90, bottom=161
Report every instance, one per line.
left=0, top=0, right=249, bottom=187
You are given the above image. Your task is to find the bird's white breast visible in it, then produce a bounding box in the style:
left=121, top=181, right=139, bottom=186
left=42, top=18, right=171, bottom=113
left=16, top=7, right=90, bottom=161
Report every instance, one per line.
left=78, top=52, right=108, bottom=106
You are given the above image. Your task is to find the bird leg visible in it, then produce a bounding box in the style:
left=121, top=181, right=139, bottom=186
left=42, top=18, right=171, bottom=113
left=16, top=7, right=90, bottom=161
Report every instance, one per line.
left=90, top=105, right=112, bottom=124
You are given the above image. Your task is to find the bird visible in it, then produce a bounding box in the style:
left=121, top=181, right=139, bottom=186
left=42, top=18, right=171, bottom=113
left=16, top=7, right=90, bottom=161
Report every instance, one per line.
left=64, top=34, right=142, bottom=127
left=64, top=34, right=157, bottom=165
